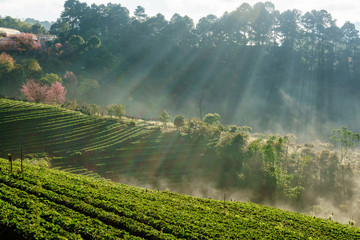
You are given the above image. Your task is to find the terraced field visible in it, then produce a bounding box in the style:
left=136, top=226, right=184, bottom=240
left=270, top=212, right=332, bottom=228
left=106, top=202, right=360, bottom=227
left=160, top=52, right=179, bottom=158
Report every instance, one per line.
left=0, top=99, right=157, bottom=177
left=0, top=99, right=205, bottom=182
left=0, top=158, right=359, bottom=239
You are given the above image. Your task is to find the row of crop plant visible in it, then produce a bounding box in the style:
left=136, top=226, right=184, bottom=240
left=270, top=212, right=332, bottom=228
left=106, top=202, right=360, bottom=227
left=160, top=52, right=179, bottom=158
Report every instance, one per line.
left=0, top=158, right=359, bottom=239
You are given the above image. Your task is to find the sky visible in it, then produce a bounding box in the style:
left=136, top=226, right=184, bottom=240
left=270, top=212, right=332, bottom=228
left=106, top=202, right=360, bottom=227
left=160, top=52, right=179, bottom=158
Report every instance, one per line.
left=0, top=0, right=359, bottom=26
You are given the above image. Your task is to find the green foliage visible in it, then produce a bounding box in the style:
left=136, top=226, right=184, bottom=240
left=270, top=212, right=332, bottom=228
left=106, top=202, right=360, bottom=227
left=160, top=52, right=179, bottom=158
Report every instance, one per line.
left=0, top=16, right=33, bottom=32
left=330, top=126, right=360, bottom=161
left=107, top=104, right=126, bottom=119
left=67, top=34, right=85, bottom=53
left=0, top=99, right=155, bottom=177
left=159, top=109, right=171, bottom=128
left=284, top=186, right=304, bottom=200
left=76, top=78, right=100, bottom=97
left=22, top=59, right=42, bottom=80
left=62, top=98, right=78, bottom=110
left=173, top=114, right=185, bottom=129
left=1, top=98, right=360, bottom=218
left=86, top=35, right=101, bottom=50
left=203, top=113, right=221, bottom=126
left=31, top=23, right=46, bottom=34
left=128, top=120, right=136, bottom=127
left=238, top=126, right=253, bottom=132
left=79, top=103, right=100, bottom=115
left=0, top=53, right=15, bottom=76
left=0, top=158, right=359, bottom=239
left=40, top=73, right=63, bottom=85
left=2, top=2, right=360, bottom=136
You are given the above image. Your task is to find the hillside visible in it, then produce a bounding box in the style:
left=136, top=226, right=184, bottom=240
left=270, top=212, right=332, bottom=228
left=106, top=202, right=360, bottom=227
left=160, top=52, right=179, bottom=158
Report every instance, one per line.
left=0, top=99, right=204, bottom=183
left=3, top=98, right=360, bottom=225
left=0, top=158, right=359, bottom=239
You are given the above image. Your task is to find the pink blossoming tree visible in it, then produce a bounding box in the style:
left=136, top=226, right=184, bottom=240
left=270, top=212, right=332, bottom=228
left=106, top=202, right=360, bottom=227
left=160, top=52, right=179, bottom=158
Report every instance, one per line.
left=20, top=79, right=48, bottom=103
left=20, top=79, right=66, bottom=104
left=45, top=81, right=67, bottom=104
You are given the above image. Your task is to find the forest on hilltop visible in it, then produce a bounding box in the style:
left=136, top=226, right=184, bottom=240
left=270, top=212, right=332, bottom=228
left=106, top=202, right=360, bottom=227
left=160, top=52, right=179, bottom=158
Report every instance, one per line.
left=1, top=0, right=360, bottom=138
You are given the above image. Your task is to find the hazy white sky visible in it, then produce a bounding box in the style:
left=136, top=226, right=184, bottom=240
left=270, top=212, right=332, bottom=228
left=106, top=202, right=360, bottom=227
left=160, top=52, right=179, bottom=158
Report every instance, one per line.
left=0, top=0, right=359, bottom=26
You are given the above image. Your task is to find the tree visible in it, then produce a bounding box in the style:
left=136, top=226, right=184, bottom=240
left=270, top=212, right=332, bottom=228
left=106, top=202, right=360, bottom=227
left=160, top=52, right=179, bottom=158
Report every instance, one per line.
left=40, top=73, right=63, bottom=85
left=67, top=34, right=85, bottom=53
left=203, top=113, right=221, bottom=126
left=86, top=35, right=101, bottom=50
left=0, top=53, right=15, bottom=78
left=197, top=94, right=205, bottom=119
left=134, top=6, right=147, bottom=22
left=12, top=33, right=42, bottom=52
left=77, top=78, right=99, bottom=97
left=20, top=79, right=48, bottom=103
left=79, top=103, right=99, bottom=115
left=278, top=9, right=301, bottom=48
left=108, top=104, right=126, bottom=119
left=216, top=132, right=248, bottom=187
left=22, top=59, right=42, bottom=80
left=174, top=115, right=185, bottom=130
left=20, top=79, right=66, bottom=104
left=159, top=109, right=171, bottom=129
left=63, top=71, right=78, bottom=98
left=330, top=126, right=360, bottom=162
left=45, top=81, right=67, bottom=104
left=64, top=71, right=77, bottom=83
left=31, top=23, right=46, bottom=34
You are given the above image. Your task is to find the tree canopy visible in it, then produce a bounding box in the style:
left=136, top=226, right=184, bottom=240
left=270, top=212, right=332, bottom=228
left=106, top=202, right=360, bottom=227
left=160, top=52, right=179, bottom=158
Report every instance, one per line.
left=2, top=1, right=360, bottom=136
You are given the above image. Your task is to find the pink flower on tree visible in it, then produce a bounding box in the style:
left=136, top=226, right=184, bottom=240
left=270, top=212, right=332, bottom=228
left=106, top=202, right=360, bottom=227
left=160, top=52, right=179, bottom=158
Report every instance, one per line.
left=45, top=81, right=67, bottom=104
left=20, top=79, right=67, bottom=104
left=20, top=79, right=48, bottom=103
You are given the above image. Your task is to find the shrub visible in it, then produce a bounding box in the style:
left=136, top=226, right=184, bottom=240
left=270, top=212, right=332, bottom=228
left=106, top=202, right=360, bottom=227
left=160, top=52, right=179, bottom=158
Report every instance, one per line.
left=174, top=115, right=185, bottom=130
left=108, top=104, right=126, bottom=119
left=128, top=120, right=136, bottom=127
left=203, top=113, right=221, bottom=126
left=62, top=99, right=78, bottom=110
left=159, top=109, right=171, bottom=129
left=79, top=104, right=99, bottom=115
left=40, top=73, right=63, bottom=85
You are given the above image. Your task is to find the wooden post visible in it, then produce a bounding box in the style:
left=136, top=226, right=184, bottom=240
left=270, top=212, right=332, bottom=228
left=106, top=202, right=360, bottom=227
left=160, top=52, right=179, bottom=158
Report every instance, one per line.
left=21, top=147, right=23, bottom=173
left=8, top=153, right=12, bottom=172
left=224, top=192, right=226, bottom=211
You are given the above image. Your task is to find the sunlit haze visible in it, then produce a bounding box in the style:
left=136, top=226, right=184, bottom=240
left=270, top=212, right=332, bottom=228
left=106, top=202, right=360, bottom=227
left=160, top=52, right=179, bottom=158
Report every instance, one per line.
left=0, top=0, right=359, bottom=25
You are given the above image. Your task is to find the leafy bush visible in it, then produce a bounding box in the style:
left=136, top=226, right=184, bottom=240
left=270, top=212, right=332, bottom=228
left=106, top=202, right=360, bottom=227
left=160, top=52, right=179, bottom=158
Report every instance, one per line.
left=159, top=109, right=171, bottom=129
left=174, top=115, right=185, bottom=130
left=107, top=104, right=125, bottom=119
left=128, top=120, right=136, bottom=127
left=203, top=113, right=221, bottom=126
left=40, top=73, right=63, bottom=85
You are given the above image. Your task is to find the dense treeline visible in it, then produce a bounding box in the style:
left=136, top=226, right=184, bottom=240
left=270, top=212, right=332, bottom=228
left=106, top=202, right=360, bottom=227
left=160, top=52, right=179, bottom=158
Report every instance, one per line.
left=2, top=0, right=360, bottom=137
left=50, top=0, right=360, bottom=136
left=179, top=117, right=359, bottom=214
